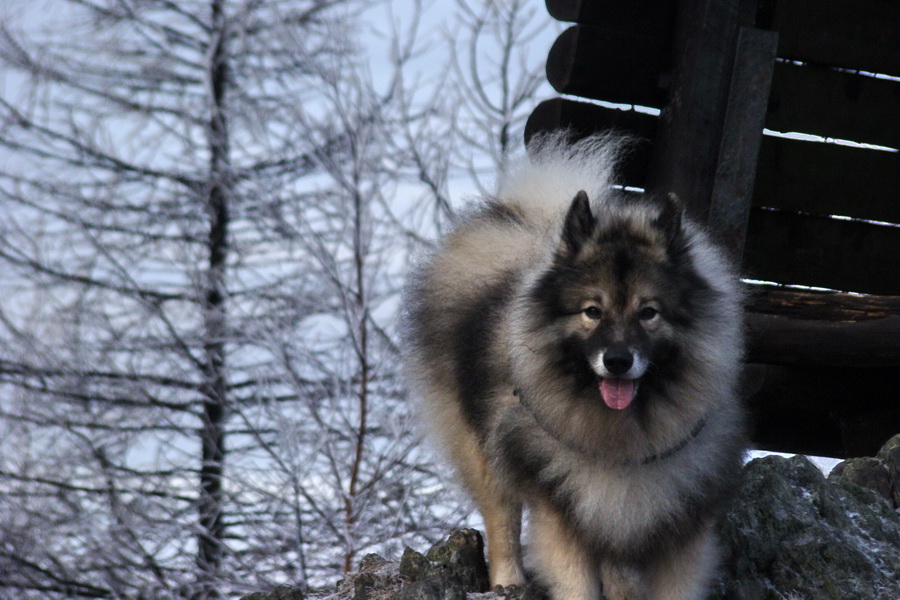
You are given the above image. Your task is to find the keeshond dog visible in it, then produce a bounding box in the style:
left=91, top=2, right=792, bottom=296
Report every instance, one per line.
left=403, top=134, right=745, bottom=600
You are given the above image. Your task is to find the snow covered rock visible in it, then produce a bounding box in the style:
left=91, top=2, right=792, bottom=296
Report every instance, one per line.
left=830, top=455, right=893, bottom=502
left=712, top=454, right=900, bottom=600
left=876, top=432, right=900, bottom=507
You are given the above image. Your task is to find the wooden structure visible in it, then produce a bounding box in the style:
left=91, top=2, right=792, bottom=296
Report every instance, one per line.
left=526, top=0, right=900, bottom=458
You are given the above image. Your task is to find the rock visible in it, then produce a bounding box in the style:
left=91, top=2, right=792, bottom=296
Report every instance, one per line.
left=393, top=571, right=466, bottom=600
left=389, top=529, right=493, bottom=599
left=398, top=547, right=431, bottom=583
left=360, top=554, right=391, bottom=571
left=351, top=554, right=395, bottom=600
left=423, top=529, right=490, bottom=594
left=490, top=582, right=549, bottom=599
left=829, top=456, right=892, bottom=501
left=877, top=433, right=900, bottom=507
left=240, top=584, right=305, bottom=600
left=713, top=455, right=900, bottom=600
left=393, top=543, right=469, bottom=600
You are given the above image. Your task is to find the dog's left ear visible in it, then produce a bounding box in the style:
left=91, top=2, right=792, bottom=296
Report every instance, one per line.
left=558, top=190, right=594, bottom=259
left=653, top=193, right=684, bottom=248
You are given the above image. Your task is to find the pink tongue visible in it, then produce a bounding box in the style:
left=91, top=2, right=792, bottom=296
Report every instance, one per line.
left=600, top=378, right=635, bottom=410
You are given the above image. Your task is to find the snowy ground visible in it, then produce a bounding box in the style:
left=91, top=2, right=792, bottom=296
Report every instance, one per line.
left=748, top=450, right=842, bottom=475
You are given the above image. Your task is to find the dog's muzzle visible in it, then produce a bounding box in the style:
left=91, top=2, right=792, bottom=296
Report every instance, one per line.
left=592, top=347, right=648, bottom=410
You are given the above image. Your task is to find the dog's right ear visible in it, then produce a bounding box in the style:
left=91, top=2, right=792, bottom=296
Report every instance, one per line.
left=653, top=192, right=684, bottom=250
left=558, top=190, right=594, bottom=259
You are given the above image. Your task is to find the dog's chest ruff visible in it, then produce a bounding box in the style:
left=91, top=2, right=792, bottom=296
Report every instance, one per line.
left=558, top=446, right=707, bottom=554
left=495, top=405, right=715, bottom=556
left=513, top=387, right=707, bottom=466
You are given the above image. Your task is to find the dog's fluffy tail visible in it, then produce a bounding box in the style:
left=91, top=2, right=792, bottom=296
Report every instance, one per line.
left=497, top=132, right=629, bottom=225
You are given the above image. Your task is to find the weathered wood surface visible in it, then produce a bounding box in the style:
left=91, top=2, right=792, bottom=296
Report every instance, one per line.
left=744, top=209, right=900, bottom=295
left=754, top=137, right=900, bottom=224
left=756, top=0, right=900, bottom=77
left=550, top=0, right=900, bottom=79
left=744, top=289, right=900, bottom=457
left=708, top=26, right=778, bottom=261
left=747, top=286, right=900, bottom=320
left=767, top=61, right=900, bottom=149
left=547, top=25, right=670, bottom=108
left=546, top=0, right=677, bottom=33
left=644, top=0, right=743, bottom=223
left=746, top=287, right=900, bottom=367
left=745, top=286, right=900, bottom=456
left=525, top=99, right=900, bottom=230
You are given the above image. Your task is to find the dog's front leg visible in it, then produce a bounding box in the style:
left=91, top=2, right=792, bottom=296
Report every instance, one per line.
left=531, top=500, right=600, bottom=600
left=480, top=494, right=526, bottom=588
left=601, top=561, right=650, bottom=600
left=647, top=524, right=718, bottom=600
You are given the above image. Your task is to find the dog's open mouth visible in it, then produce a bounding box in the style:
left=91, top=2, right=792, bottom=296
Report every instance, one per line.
left=599, top=377, right=639, bottom=410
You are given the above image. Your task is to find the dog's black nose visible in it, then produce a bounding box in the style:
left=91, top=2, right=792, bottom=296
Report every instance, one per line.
left=603, top=347, right=633, bottom=375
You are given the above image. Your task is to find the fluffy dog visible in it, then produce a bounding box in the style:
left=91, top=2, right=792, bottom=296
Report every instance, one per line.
left=403, top=134, right=745, bottom=600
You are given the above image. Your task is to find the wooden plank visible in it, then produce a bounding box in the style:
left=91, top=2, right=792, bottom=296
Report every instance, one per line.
left=743, top=208, right=900, bottom=295
left=754, top=136, right=900, bottom=224
left=745, top=286, right=900, bottom=368
left=546, top=0, right=677, bottom=35
left=709, top=27, right=778, bottom=261
left=644, top=0, right=743, bottom=224
left=756, top=0, right=900, bottom=77
left=767, top=61, right=900, bottom=149
left=746, top=312, right=900, bottom=368
left=746, top=285, right=900, bottom=321
left=524, top=98, right=657, bottom=188
left=547, top=25, right=671, bottom=108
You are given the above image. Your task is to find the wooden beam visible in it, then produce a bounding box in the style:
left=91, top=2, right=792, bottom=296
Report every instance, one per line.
left=754, top=136, right=900, bottom=224
left=767, top=61, right=900, bottom=149
left=745, top=286, right=900, bottom=367
left=708, top=26, right=778, bottom=261
left=546, top=25, right=671, bottom=108
left=743, top=208, right=900, bottom=295
left=756, top=0, right=900, bottom=77
left=545, top=0, right=678, bottom=35
left=644, top=0, right=743, bottom=224
left=747, top=286, right=900, bottom=320
left=746, top=313, right=900, bottom=368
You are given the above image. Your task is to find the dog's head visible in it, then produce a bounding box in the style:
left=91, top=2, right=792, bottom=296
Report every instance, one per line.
left=520, top=190, right=719, bottom=412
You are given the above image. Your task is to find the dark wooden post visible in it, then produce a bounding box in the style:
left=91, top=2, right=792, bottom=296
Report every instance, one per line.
left=709, top=26, right=778, bottom=260
left=645, top=0, right=742, bottom=223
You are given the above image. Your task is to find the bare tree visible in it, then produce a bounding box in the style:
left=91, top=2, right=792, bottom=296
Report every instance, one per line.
left=0, top=0, right=454, bottom=597
left=448, top=0, right=553, bottom=193
left=0, top=0, right=554, bottom=597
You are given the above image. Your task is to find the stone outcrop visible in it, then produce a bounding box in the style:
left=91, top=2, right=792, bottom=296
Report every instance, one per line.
left=712, top=452, right=900, bottom=599
left=243, top=434, right=900, bottom=600
left=321, top=528, right=541, bottom=600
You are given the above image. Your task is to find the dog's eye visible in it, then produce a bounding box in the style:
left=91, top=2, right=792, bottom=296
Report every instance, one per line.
left=638, top=306, right=659, bottom=321
left=583, top=306, right=602, bottom=320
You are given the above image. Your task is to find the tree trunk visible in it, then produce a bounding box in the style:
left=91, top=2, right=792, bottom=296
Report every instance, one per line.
left=197, top=0, right=230, bottom=596
left=344, top=183, right=370, bottom=574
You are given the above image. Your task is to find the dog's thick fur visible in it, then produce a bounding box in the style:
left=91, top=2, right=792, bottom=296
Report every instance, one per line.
left=403, top=134, right=745, bottom=600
